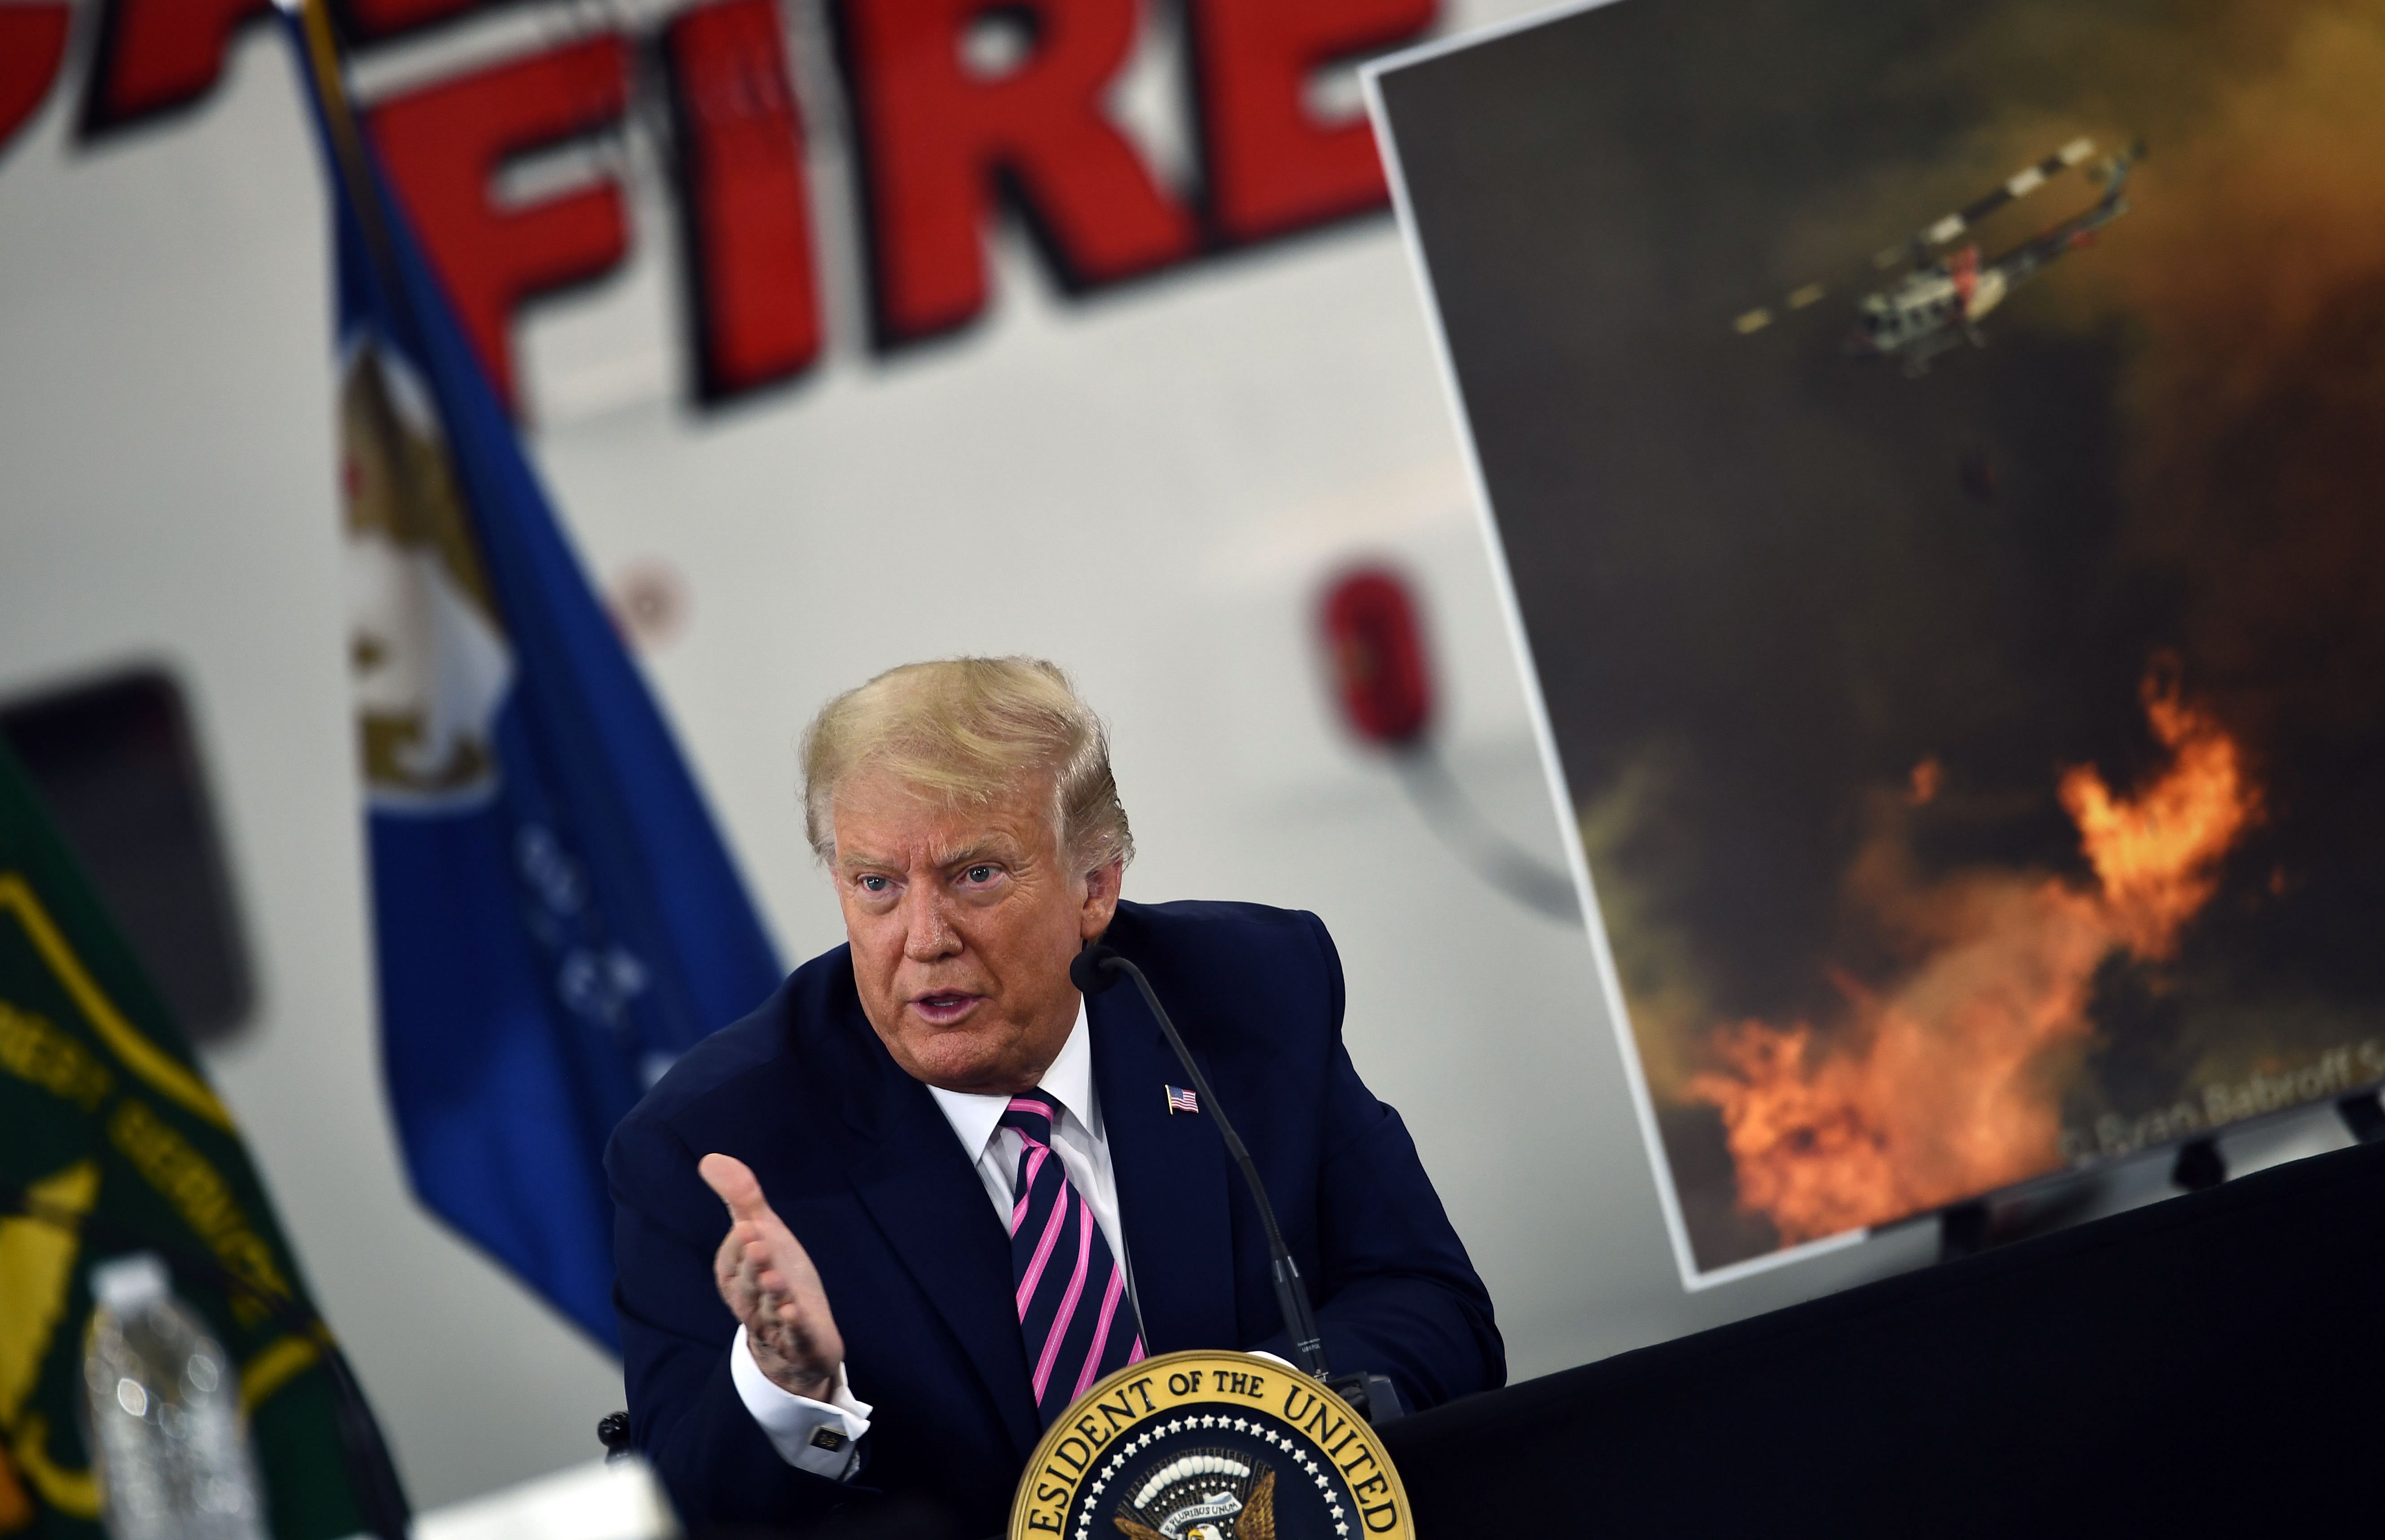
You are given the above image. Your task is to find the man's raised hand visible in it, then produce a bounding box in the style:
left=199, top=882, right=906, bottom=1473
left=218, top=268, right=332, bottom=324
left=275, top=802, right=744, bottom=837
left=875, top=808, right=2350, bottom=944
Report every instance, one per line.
left=699, top=1153, right=845, bottom=1403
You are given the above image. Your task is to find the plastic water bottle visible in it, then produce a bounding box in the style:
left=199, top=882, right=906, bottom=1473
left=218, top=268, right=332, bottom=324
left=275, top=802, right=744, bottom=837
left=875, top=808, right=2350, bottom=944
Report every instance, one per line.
left=83, top=1253, right=269, bottom=1540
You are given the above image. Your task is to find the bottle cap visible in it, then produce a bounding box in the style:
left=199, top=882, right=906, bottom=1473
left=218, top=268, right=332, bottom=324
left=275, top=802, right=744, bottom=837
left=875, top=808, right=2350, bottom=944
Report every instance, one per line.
left=91, top=1252, right=171, bottom=1311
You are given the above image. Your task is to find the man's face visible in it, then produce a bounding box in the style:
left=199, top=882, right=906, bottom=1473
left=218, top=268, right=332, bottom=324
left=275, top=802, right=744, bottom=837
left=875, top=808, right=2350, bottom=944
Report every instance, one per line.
left=832, top=766, right=1121, bottom=1094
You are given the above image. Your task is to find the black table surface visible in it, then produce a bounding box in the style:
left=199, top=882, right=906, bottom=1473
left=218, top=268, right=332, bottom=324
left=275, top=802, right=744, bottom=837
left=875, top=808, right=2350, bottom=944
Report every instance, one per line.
left=1379, top=1134, right=2385, bottom=1537
left=750, top=1134, right=2382, bottom=1539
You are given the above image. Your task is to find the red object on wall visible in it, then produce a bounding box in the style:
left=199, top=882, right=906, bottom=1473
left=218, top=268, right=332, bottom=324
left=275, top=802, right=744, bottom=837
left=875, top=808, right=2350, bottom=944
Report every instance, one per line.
left=367, top=35, right=633, bottom=416
left=834, top=0, right=1197, bottom=345
left=79, top=0, right=271, bottom=133
left=664, top=0, right=824, bottom=401
left=1186, top=0, right=1434, bottom=243
left=1321, top=568, right=1434, bottom=746
left=0, top=4, right=70, bottom=157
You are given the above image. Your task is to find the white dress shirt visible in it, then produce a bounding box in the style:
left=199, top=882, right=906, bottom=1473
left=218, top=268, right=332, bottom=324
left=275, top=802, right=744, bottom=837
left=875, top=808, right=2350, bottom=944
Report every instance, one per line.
left=730, top=1000, right=1136, bottom=1479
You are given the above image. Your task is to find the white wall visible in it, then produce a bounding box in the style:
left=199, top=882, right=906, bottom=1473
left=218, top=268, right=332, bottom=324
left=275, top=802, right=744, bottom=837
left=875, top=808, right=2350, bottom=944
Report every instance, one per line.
left=11, top=0, right=2325, bottom=1511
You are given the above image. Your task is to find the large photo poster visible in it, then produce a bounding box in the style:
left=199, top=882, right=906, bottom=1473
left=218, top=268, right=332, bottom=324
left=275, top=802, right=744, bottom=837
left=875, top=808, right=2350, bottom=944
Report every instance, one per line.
left=1371, top=0, right=2385, bottom=1281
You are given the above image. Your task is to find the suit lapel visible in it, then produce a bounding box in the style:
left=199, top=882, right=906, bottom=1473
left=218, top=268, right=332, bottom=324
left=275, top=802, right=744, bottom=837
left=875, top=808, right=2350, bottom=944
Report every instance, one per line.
left=1091, top=984, right=1238, bottom=1354
left=830, top=1013, right=1043, bottom=1460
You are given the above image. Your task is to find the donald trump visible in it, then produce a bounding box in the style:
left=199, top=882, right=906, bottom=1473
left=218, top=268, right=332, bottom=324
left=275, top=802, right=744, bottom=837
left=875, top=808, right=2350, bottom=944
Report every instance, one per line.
left=607, top=658, right=1501, bottom=1534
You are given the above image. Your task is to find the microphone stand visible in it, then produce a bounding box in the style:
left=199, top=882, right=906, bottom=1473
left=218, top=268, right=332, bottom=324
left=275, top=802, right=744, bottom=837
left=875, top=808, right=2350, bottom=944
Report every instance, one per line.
left=1069, top=944, right=1400, bottom=1423
left=0, top=1182, right=412, bottom=1540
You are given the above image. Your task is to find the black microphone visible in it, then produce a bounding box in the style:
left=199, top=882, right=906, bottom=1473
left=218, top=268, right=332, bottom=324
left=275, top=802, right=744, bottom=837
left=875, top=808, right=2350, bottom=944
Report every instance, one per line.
left=1071, top=941, right=1401, bottom=1423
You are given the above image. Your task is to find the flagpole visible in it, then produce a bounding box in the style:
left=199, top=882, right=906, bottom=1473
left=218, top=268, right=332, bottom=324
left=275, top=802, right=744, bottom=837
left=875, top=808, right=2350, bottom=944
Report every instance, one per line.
left=282, top=0, right=405, bottom=290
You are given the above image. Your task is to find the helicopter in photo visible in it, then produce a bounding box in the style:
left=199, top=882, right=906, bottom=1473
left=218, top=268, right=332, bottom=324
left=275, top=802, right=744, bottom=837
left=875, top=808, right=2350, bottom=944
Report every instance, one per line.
left=1734, top=136, right=2145, bottom=374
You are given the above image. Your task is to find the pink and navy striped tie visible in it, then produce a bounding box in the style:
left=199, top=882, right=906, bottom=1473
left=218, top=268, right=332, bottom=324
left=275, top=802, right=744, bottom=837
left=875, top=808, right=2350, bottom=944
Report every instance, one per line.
left=1000, top=1090, right=1143, bottom=1423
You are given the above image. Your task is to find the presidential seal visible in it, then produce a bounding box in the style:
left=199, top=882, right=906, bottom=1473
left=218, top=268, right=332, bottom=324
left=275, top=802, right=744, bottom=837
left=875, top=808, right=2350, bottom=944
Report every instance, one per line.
left=1009, top=1351, right=1411, bottom=1540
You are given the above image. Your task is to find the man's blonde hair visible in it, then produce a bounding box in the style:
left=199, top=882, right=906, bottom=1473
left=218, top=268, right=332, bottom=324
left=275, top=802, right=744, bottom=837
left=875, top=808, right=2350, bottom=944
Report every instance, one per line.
left=801, top=658, right=1134, bottom=872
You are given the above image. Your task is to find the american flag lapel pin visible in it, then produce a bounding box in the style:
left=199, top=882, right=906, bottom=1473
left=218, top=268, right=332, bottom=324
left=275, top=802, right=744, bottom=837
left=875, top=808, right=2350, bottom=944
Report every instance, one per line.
left=1165, top=1085, right=1200, bottom=1115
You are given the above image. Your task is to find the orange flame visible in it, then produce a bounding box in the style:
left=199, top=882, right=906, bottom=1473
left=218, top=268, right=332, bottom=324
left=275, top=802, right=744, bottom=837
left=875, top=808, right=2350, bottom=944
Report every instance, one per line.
left=2058, top=670, right=2260, bottom=959
left=1685, top=666, right=2261, bottom=1244
left=1906, top=756, right=1944, bottom=807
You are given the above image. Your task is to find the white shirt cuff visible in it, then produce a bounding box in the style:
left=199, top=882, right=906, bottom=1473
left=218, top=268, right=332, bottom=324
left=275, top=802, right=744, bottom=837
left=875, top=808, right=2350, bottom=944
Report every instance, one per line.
left=729, top=1325, right=873, bottom=1479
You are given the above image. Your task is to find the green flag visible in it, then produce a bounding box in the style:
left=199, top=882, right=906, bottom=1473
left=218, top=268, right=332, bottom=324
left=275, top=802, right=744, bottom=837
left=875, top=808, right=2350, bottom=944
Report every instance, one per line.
left=0, top=740, right=376, bottom=1540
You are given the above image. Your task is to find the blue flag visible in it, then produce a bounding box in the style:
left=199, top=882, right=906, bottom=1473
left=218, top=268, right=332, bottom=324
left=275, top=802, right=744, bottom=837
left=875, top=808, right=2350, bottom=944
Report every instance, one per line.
left=283, top=2, right=781, bottom=1348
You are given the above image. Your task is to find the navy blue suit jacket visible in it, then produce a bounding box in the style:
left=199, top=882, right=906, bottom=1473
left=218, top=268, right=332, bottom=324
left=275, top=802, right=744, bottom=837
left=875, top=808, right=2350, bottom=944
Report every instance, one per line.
left=607, top=899, right=1503, bottom=1535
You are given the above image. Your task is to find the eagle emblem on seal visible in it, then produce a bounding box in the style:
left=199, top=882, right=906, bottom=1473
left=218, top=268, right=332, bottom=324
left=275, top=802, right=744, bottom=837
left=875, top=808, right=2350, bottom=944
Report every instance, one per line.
left=1109, top=1452, right=1275, bottom=1540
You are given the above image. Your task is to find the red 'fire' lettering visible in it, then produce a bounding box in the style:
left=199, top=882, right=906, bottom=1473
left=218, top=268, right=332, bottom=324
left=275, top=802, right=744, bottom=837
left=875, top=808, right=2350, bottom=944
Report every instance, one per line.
left=366, top=35, right=632, bottom=416
left=1186, top=0, right=1435, bottom=243
left=79, top=0, right=271, bottom=133
left=834, top=0, right=1198, bottom=344
left=0, top=4, right=70, bottom=155
left=664, top=0, right=824, bottom=400
left=40, top=0, right=1435, bottom=401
